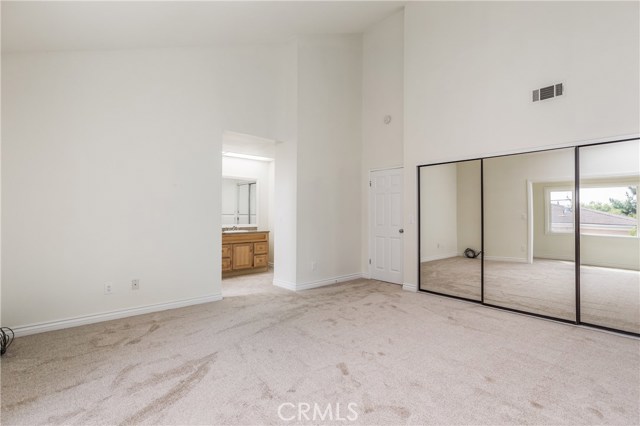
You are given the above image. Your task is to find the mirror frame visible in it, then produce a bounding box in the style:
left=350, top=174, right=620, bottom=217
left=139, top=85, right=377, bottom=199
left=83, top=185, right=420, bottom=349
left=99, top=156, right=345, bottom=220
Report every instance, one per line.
left=417, top=137, right=640, bottom=337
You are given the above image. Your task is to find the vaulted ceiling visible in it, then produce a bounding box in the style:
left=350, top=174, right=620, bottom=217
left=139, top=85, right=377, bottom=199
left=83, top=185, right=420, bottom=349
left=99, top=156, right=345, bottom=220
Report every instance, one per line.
left=2, top=1, right=405, bottom=53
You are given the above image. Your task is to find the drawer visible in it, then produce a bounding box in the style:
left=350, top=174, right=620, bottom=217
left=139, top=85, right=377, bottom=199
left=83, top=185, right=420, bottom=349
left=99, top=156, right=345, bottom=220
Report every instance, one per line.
left=253, top=254, right=268, bottom=267
left=254, top=241, right=268, bottom=255
left=222, top=232, right=268, bottom=244
left=222, top=244, right=232, bottom=258
left=222, top=257, right=232, bottom=272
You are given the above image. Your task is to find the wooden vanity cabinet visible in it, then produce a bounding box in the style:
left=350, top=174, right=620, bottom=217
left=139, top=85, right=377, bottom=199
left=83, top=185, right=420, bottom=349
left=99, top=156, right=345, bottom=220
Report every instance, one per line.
left=222, top=231, right=269, bottom=277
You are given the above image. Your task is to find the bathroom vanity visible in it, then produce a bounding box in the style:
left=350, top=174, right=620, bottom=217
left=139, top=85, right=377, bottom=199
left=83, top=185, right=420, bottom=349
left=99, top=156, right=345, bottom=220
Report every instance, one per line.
left=222, top=231, right=269, bottom=277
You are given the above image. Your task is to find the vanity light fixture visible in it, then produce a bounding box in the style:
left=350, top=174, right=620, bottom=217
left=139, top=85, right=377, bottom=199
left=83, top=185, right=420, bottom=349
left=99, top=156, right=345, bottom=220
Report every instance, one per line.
left=222, top=152, right=274, bottom=162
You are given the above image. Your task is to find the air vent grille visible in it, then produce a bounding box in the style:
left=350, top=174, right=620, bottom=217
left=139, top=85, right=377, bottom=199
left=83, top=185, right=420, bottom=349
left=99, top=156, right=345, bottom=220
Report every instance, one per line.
left=532, top=82, right=564, bottom=102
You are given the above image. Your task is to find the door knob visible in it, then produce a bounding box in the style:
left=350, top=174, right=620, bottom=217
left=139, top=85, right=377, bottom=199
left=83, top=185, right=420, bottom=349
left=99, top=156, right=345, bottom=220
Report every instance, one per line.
left=399, top=229, right=404, bottom=234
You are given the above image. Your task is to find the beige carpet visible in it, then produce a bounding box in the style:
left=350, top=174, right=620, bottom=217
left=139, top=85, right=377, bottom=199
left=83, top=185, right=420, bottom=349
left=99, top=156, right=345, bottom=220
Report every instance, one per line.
left=421, top=257, right=640, bottom=333
left=2, top=272, right=639, bottom=425
left=420, top=257, right=482, bottom=300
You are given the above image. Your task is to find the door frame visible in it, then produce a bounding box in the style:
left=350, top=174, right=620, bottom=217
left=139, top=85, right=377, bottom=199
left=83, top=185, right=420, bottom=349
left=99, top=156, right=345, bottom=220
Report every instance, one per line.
left=368, top=166, right=404, bottom=284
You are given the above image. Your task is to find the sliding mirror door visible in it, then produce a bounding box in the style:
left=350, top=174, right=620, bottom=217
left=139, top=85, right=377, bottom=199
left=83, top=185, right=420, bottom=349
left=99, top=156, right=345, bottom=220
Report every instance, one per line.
left=484, top=149, right=575, bottom=320
left=579, top=140, right=640, bottom=334
left=419, top=160, right=482, bottom=300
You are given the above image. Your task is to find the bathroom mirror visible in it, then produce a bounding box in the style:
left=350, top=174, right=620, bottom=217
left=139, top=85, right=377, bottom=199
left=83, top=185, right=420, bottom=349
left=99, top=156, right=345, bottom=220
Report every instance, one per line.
left=483, top=149, right=575, bottom=320
left=222, top=178, right=257, bottom=226
left=579, top=140, right=640, bottom=333
left=419, top=160, right=482, bottom=300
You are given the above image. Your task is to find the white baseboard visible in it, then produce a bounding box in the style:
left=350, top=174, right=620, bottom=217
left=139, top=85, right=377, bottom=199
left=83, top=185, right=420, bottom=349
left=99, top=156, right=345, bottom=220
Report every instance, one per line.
left=12, top=293, right=223, bottom=337
left=484, top=256, right=528, bottom=263
left=581, top=261, right=640, bottom=270
left=421, top=252, right=458, bottom=262
left=537, top=255, right=638, bottom=270
left=535, top=254, right=574, bottom=262
left=274, top=273, right=364, bottom=292
left=273, top=279, right=297, bottom=291
left=402, top=282, right=418, bottom=292
left=297, top=273, right=363, bottom=291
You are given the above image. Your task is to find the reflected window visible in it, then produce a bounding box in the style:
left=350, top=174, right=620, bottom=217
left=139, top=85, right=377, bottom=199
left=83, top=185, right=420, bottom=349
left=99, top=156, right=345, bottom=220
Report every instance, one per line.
left=546, top=188, right=574, bottom=233
left=222, top=178, right=257, bottom=226
left=580, top=185, right=638, bottom=237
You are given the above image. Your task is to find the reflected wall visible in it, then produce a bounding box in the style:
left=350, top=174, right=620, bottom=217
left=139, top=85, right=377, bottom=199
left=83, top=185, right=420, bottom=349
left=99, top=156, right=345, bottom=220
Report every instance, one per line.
left=419, top=160, right=482, bottom=300
left=579, top=140, right=640, bottom=333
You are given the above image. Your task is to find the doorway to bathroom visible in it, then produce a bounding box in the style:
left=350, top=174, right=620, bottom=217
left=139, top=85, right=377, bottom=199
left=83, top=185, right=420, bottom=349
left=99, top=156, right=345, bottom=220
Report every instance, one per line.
left=221, top=131, right=276, bottom=296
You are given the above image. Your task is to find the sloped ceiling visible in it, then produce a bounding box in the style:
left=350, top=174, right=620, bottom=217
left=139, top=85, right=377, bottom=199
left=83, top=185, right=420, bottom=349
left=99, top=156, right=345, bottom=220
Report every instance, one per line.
left=2, top=1, right=405, bottom=53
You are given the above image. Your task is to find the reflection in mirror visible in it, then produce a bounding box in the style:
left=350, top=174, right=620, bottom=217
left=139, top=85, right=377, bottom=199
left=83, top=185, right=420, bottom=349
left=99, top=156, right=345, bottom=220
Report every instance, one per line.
left=484, top=149, right=575, bottom=320
left=222, top=178, right=257, bottom=225
left=419, top=160, right=482, bottom=300
left=579, top=140, right=640, bottom=333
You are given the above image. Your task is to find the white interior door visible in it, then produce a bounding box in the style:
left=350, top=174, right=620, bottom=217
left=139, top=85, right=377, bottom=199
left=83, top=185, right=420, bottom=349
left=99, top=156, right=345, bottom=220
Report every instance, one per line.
left=370, top=168, right=404, bottom=284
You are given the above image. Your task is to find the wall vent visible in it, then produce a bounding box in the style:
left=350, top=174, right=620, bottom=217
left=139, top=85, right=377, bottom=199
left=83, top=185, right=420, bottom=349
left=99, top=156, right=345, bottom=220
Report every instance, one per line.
left=532, top=83, right=563, bottom=102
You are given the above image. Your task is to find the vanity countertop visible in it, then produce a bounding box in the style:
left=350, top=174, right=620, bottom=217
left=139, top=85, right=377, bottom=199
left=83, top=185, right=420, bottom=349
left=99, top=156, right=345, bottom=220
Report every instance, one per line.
left=222, top=230, right=270, bottom=234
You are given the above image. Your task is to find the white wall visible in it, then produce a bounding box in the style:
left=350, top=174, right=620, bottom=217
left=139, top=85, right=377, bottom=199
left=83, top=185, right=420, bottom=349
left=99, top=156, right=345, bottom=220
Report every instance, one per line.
left=222, top=156, right=274, bottom=262
left=420, top=163, right=457, bottom=261
left=361, top=11, right=404, bottom=275
left=295, top=35, right=363, bottom=287
left=272, top=40, right=298, bottom=288
left=2, top=45, right=289, bottom=331
left=404, top=1, right=640, bottom=289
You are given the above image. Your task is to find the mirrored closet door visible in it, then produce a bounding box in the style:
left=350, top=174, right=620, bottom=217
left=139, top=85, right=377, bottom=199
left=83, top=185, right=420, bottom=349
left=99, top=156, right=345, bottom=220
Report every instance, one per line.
left=579, top=140, right=640, bottom=334
left=483, top=149, right=576, bottom=321
left=419, top=160, right=482, bottom=301
left=418, top=138, right=639, bottom=335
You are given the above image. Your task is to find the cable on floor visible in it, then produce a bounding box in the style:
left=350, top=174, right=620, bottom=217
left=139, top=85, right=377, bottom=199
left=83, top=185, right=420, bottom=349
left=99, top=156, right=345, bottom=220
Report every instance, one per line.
left=464, top=248, right=482, bottom=259
left=1, top=327, right=14, bottom=355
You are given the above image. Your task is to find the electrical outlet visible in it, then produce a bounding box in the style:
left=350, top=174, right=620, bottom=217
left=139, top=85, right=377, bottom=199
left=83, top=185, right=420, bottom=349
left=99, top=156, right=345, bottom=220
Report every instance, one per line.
left=104, top=282, right=113, bottom=295
left=311, top=261, right=317, bottom=271
left=131, top=279, right=140, bottom=290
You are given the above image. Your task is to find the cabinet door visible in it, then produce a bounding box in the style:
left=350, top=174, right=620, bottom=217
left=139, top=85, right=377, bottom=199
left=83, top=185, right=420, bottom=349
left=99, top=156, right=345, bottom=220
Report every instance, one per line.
left=222, top=244, right=232, bottom=259
left=232, top=243, right=254, bottom=270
